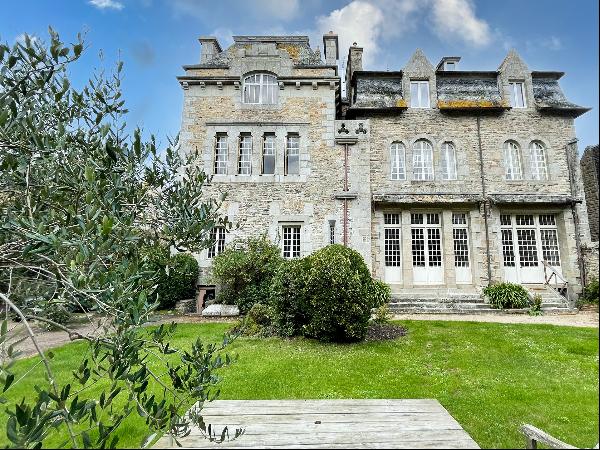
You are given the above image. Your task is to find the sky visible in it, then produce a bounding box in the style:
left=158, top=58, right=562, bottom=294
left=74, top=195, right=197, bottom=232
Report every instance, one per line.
left=1, top=0, right=598, bottom=152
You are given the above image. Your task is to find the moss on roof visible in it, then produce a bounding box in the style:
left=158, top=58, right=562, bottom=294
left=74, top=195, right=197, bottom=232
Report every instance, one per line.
left=437, top=76, right=506, bottom=109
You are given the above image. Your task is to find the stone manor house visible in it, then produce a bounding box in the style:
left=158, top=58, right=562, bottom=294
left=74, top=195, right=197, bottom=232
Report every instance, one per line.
left=177, top=33, right=593, bottom=309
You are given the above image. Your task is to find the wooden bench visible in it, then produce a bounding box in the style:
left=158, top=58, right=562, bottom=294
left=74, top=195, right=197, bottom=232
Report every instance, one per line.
left=521, top=424, right=598, bottom=449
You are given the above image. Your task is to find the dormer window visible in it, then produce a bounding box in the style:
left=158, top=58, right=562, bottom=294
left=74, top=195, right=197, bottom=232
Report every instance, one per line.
left=444, top=61, right=455, bottom=71
left=509, top=81, right=526, bottom=108
left=410, top=81, right=430, bottom=108
left=243, top=73, right=278, bottom=104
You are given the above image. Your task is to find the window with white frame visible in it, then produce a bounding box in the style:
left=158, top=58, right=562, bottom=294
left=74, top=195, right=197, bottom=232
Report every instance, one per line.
left=509, top=81, right=526, bottom=108
left=390, top=142, right=406, bottom=180
left=207, top=226, right=226, bottom=259
left=282, top=225, right=301, bottom=258
left=384, top=213, right=401, bottom=269
left=410, top=80, right=430, bottom=108
left=243, top=73, right=278, bottom=105
left=329, top=220, right=336, bottom=245
left=503, top=140, right=523, bottom=180
left=413, top=139, right=434, bottom=181
left=238, top=134, right=252, bottom=175
left=285, top=134, right=300, bottom=175
left=440, top=141, right=457, bottom=180
left=452, top=213, right=470, bottom=268
left=262, top=133, right=276, bottom=175
left=529, top=141, right=548, bottom=180
left=214, top=134, right=228, bottom=175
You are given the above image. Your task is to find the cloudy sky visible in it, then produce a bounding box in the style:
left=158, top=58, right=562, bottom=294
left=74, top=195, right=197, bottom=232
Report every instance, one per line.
left=1, top=0, right=598, bottom=151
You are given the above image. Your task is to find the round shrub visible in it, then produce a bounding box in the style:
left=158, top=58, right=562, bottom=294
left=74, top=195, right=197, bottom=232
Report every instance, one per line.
left=270, top=258, right=311, bottom=337
left=582, top=278, right=599, bottom=305
left=303, top=245, right=387, bottom=342
left=211, top=235, right=283, bottom=313
left=247, top=303, right=272, bottom=327
left=484, top=282, right=530, bottom=309
left=157, top=253, right=199, bottom=310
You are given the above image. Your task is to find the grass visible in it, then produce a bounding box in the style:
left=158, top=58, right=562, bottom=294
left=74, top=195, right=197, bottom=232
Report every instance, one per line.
left=0, top=320, right=598, bottom=449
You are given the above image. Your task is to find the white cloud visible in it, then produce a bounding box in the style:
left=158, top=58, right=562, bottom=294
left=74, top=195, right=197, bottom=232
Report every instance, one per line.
left=542, top=36, right=563, bottom=51
left=316, top=1, right=385, bottom=67
left=430, top=0, right=491, bottom=47
left=89, top=0, right=124, bottom=10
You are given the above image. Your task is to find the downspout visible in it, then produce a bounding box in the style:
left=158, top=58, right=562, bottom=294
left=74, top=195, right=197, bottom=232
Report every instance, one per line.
left=565, top=139, right=585, bottom=292
left=343, top=143, right=349, bottom=246
left=476, top=115, right=493, bottom=285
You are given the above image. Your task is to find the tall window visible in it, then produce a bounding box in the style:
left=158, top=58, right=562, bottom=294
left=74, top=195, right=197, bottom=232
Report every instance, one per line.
left=509, top=81, right=526, bottom=108
left=503, top=140, right=523, bottom=180
left=529, top=141, right=548, bottom=180
left=329, top=220, right=336, bottom=245
left=440, top=141, right=457, bottom=180
left=282, top=225, right=301, bottom=258
left=243, top=73, right=278, bottom=104
left=390, top=142, right=406, bottom=180
left=214, top=134, right=228, bottom=175
left=285, top=134, right=300, bottom=175
left=238, top=134, right=252, bottom=175
left=262, top=133, right=276, bottom=175
left=384, top=213, right=401, bottom=269
left=452, top=213, right=470, bottom=268
left=410, top=81, right=430, bottom=108
left=413, top=139, right=434, bottom=181
left=208, top=226, right=226, bottom=259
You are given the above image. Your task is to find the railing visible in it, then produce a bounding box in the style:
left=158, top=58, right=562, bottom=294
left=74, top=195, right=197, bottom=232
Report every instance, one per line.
left=542, top=260, right=569, bottom=300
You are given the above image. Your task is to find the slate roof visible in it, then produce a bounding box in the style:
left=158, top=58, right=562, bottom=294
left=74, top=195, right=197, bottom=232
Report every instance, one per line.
left=352, top=72, right=406, bottom=108
left=531, top=75, right=590, bottom=117
left=436, top=72, right=508, bottom=110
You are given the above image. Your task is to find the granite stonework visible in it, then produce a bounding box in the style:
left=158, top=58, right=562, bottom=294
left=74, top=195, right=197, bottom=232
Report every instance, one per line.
left=177, top=34, right=593, bottom=303
left=581, top=145, right=599, bottom=242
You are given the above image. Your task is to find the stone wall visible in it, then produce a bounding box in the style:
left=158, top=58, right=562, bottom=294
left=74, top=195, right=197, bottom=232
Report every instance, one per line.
left=581, top=145, right=599, bottom=241
left=582, top=242, right=599, bottom=284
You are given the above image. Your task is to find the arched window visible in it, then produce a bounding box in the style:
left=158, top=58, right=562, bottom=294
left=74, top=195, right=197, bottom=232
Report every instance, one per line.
left=440, top=141, right=457, bottom=180
left=413, top=139, right=434, bottom=181
left=390, top=142, right=406, bottom=180
left=243, top=73, right=278, bottom=104
left=503, top=140, right=523, bottom=180
left=529, top=141, right=548, bottom=180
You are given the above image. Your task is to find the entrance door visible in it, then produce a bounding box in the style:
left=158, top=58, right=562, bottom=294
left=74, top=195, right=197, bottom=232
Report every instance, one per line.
left=500, top=214, right=562, bottom=284
left=411, top=213, right=443, bottom=285
left=383, top=213, right=402, bottom=283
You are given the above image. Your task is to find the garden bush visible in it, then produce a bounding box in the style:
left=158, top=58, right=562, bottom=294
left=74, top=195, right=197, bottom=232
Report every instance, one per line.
left=271, top=245, right=390, bottom=343
left=484, top=282, right=531, bottom=309
left=156, top=253, right=199, bottom=310
left=212, top=235, right=283, bottom=313
left=581, top=278, right=599, bottom=305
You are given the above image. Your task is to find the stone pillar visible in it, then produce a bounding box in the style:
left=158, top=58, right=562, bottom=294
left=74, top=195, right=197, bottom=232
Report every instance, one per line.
left=345, top=43, right=363, bottom=103
left=322, top=31, right=339, bottom=66
left=198, top=36, right=222, bottom=63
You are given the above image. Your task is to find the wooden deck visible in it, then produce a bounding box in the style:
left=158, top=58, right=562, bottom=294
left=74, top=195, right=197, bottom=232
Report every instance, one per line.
left=155, top=399, right=480, bottom=449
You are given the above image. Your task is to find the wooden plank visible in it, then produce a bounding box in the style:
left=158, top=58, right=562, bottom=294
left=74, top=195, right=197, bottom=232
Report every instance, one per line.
left=154, top=399, right=480, bottom=449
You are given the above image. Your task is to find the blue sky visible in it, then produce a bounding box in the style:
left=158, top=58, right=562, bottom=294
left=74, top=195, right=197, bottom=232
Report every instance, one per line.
left=1, top=0, right=598, bottom=152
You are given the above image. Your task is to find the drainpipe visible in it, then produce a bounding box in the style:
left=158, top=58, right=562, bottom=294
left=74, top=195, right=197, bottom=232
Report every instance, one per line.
left=343, top=143, right=349, bottom=246
left=565, top=139, right=585, bottom=292
left=476, top=115, right=493, bottom=285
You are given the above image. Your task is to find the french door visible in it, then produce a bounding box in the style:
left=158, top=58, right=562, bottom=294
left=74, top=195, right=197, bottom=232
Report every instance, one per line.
left=383, top=213, right=402, bottom=283
left=500, top=214, right=562, bottom=284
left=411, top=213, right=443, bottom=284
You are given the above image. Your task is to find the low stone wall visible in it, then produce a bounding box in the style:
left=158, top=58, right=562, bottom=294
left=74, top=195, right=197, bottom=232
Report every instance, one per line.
left=582, top=242, right=599, bottom=284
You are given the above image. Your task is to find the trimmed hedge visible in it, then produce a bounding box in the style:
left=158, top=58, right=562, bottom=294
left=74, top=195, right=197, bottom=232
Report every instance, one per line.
left=484, top=282, right=530, bottom=309
left=211, top=235, right=283, bottom=313
left=271, top=245, right=390, bottom=342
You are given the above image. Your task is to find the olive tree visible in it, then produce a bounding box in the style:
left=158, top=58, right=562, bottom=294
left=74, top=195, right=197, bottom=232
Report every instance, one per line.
left=0, top=29, right=239, bottom=448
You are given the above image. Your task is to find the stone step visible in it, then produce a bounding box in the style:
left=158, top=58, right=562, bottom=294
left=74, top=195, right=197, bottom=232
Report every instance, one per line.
left=391, top=296, right=482, bottom=304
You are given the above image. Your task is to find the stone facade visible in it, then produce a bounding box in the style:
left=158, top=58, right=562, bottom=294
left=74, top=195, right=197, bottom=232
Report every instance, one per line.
left=581, top=145, right=599, bottom=241
left=177, top=34, right=592, bottom=300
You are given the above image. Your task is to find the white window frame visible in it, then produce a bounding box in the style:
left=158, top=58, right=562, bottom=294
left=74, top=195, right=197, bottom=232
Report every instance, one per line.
left=509, top=81, right=526, bottom=108
left=281, top=224, right=301, bottom=259
left=529, top=141, right=548, bottom=181
left=440, top=141, right=457, bottom=180
left=413, top=139, right=434, bottom=181
left=390, top=142, right=406, bottom=180
left=243, top=73, right=278, bottom=105
left=214, top=134, right=228, bottom=175
left=207, top=226, right=226, bottom=259
left=503, top=140, right=523, bottom=180
left=238, top=134, right=252, bottom=175
left=285, top=134, right=300, bottom=176
left=262, top=133, right=276, bottom=175
left=410, top=80, right=430, bottom=108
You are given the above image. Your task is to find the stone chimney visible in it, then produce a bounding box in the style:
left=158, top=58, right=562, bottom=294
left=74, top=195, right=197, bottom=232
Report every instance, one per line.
left=322, top=31, right=339, bottom=66
left=345, top=42, right=363, bottom=101
left=198, top=36, right=222, bottom=64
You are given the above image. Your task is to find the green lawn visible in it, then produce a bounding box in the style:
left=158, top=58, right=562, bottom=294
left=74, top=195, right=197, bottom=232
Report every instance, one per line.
left=1, top=320, right=598, bottom=449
